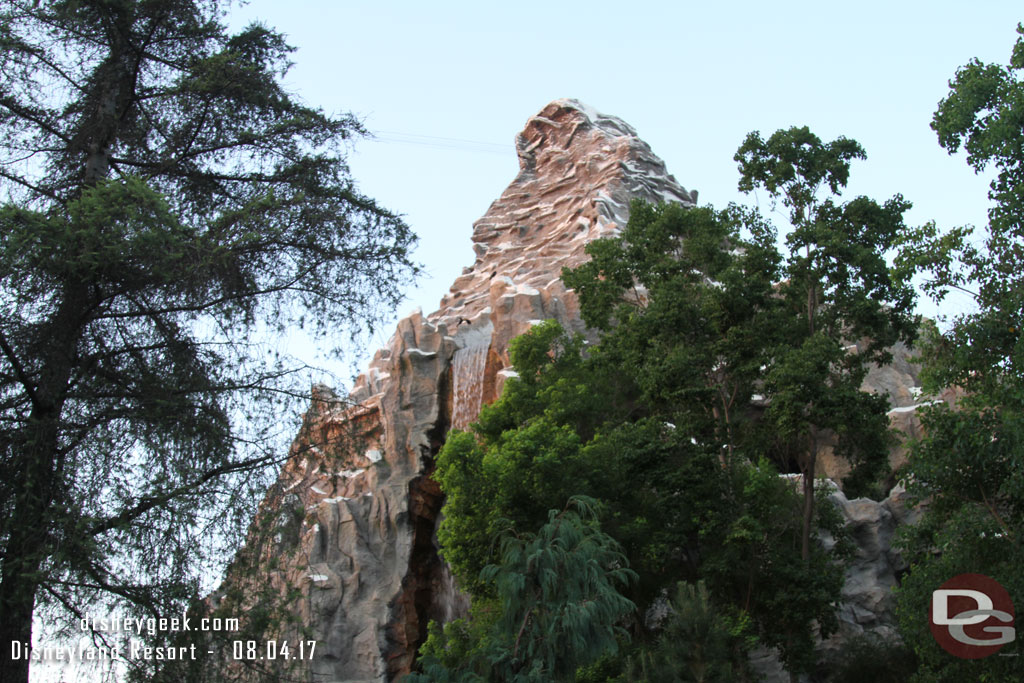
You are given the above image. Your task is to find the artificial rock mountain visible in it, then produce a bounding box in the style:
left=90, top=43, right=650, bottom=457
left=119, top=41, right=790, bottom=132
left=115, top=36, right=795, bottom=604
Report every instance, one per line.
left=209, top=100, right=931, bottom=683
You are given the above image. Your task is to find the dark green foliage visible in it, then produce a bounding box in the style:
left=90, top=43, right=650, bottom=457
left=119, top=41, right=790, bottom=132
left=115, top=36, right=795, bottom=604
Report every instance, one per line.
left=735, top=125, right=918, bottom=560
left=830, top=633, right=918, bottom=683
left=695, top=461, right=848, bottom=674
left=735, top=127, right=866, bottom=213
left=895, top=499, right=1024, bottom=681
left=892, top=22, right=1024, bottom=682
left=413, top=601, right=503, bottom=683
left=430, top=199, right=865, bottom=679
left=0, top=1, right=416, bottom=680
left=562, top=201, right=781, bottom=444
left=625, top=581, right=754, bottom=683
left=411, top=497, right=636, bottom=683
left=482, top=497, right=637, bottom=681
left=894, top=397, right=1024, bottom=680
left=930, top=22, right=1024, bottom=288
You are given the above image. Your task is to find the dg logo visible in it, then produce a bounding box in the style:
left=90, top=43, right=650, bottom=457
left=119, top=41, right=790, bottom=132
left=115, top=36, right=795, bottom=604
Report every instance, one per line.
left=930, top=573, right=1016, bottom=658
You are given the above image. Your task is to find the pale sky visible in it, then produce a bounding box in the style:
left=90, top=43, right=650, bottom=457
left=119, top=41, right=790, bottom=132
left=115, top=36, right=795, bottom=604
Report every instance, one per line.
left=28, top=5, right=1024, bottom=680
left=226, top=1, right=1021, bottom=386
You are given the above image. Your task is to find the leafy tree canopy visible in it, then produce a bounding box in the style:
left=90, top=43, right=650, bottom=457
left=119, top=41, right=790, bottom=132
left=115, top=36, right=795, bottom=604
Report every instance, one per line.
left=426, top=116, right=920, bottom=677
left=427, top=199, right=859, bottom=680
left=735, top=126, right=918, bottom=559
left=894, top=23, right=1024, bottom=682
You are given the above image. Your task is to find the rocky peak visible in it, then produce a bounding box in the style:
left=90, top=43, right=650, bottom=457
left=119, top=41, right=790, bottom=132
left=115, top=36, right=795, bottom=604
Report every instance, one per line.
left=435, top=98, right=695, bottom=331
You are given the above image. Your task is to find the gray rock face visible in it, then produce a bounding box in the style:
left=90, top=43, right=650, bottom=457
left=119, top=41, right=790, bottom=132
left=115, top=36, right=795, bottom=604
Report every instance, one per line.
left=825, top=485, right=920, bottom=647
left=211, top=99, right=697, bottom=682
left=752, top=484, right=922, bottom=683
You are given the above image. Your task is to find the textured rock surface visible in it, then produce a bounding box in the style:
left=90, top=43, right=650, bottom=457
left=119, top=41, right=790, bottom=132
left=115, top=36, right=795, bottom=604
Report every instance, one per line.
left=814, top=340, right=961, bottom=483
left=752, top=484, right=924, bottom=683
left=213, top=100, right=698, bottom=683
left=214, top=100, right=930, bottom=683
left=825, top=485, right=920, bottom=644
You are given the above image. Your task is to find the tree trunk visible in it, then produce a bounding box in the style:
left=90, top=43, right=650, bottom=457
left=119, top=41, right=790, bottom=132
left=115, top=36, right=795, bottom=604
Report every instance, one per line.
left=0, top=407, right=59, bottom=683
left=800, top=429, right=818, bottom=563
left=1, top=16, right=133, bottom=677
left=0, top=287, right=88, bottom=683
left=0, top=537, right=41, bottom=683
left=0, top=406, right=64, bottom=683
left=801, top=273, right=818, bottom=564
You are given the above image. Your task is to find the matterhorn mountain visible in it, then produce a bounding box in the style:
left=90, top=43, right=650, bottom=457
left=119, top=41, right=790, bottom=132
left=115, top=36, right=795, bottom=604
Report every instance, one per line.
left=206, top=100, right=925, bottom=683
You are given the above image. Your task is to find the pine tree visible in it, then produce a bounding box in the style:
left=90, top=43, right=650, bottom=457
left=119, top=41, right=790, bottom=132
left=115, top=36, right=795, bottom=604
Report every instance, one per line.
left=626, top=581, right=753, bottom=683
left=0, top=2, right=417, bottom=681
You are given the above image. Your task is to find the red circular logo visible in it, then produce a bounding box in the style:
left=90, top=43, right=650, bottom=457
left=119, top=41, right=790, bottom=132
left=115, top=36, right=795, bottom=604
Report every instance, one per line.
left=930, top=573, right=1015, bottom=658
